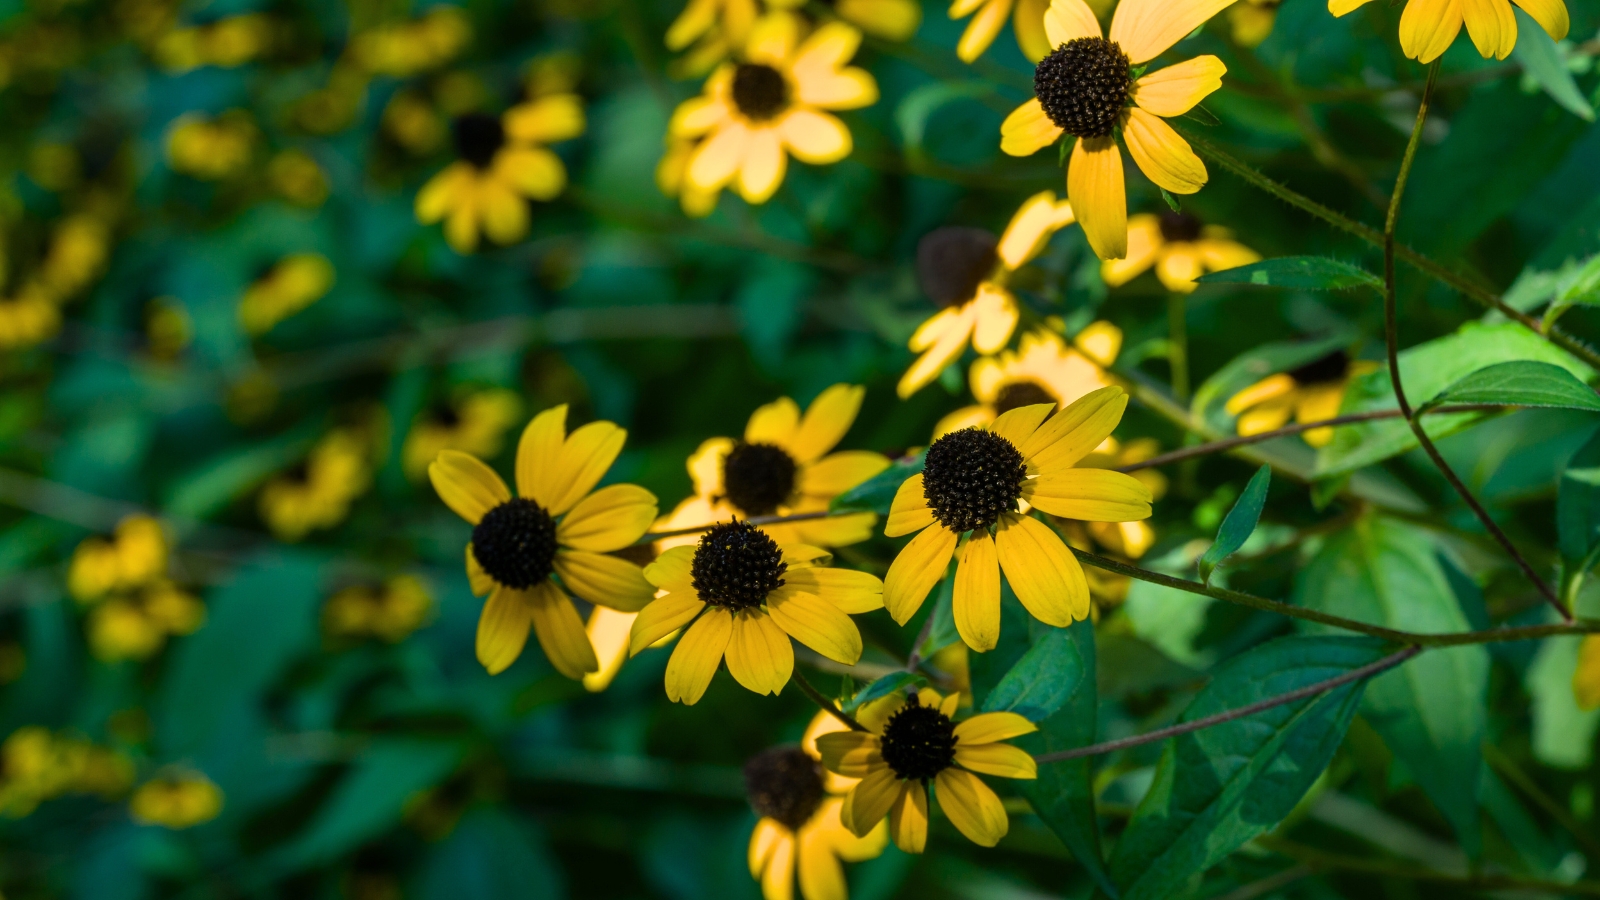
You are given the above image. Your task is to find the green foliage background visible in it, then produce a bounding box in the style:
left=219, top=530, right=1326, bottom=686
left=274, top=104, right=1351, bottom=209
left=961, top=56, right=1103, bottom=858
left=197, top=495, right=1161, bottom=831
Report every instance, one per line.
left=3, top=0, right=1600, bottom=893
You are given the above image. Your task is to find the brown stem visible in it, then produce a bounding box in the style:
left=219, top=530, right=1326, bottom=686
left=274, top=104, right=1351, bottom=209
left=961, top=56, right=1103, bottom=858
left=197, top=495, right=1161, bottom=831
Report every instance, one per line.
left=641, top=510, right=836, bottom=542
left=1033, top=647, right=1420, bottom=763
left=791, top=668, right=866, bottom=732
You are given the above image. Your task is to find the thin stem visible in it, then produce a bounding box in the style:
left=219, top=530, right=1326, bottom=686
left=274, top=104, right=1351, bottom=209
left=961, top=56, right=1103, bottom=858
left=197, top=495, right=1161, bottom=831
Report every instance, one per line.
left=1483, top=742, right=1600, bottom=863
left=791, top=668, right=866, bottom=732
left=1034, top=647, right=1420, bottom=763
left=904, top=606, right=939, bottom=673
left=641, top=510, right=836, bottom=542
left=1168, top=293, right=1190, bottom=404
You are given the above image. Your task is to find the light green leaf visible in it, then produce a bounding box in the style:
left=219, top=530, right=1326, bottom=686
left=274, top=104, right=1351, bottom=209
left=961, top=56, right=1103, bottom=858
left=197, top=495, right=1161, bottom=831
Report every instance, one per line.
left=1559, top=426, right=1600, bottom=598
left=845, top=671, right=925, bottom=714
left=1198, top=465, right=1270, bottom=585
left=1527, top=635, right=1600, bottom=770
left=1512, top=9, right=1595, bottom=121
left=1195, top=256, right=1381, bottom=291
left=830, top=451, right=923, bottom=514
left=416, top=808, right=565, bottom=900
left=1419, top=360, right=1600, bottom=413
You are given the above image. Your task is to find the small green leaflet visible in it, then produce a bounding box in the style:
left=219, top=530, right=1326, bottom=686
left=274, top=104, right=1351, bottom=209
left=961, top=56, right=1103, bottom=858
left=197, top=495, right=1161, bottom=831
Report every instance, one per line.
left=1160, top=188, right=1181, bottom=212
left=1510, top=7, right=1594, bottom=122
left=1198, top=465, right=1270, bottom=585
left=830, top=451, right=924, bottom=515
left=1196, top=256, right=1382, bottom=291
left=843, top=671, right=924, bottom=714
left=1418, top=360, right=1600, bottom=414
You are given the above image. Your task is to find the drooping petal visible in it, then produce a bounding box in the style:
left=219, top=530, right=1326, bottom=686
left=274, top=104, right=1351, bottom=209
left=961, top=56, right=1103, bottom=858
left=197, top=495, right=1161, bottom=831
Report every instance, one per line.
left=1023, top=468, right=1154, bottom=521
left=1123, top=109, right=1207, bottom=195
left=443, top=195, right=480, bottom=254
left=888, top=783, right=929, bottom=853
left=791, top=18, right=862, bottom=72
left=747, top=396, right=802, bottom=446
left=630, top=593, right=706, bottom=655
left=793, top=69, right=880, bottom=110
left=885, top=474, right=936, bottom=538
left=669, top=93, right=733, bottom=138
left=415, top=163, right=473, bottom=224
left=548, top=421, right=628, bottom=515
left=664, top=607, right=733, bottom=704
left=789, top=384, right=866, bottom=464
left=956, top=0, right=1013, bottom=62
left=953, top=531, right=1001, bottom=652
left=1000, top=99, right=1064, bottom=157
left=1044, top=0, right=1101, bottom=44
left=954, top=710, right=1040, bottom=744
left=1066, top=136, right=1127, bottom=260
left=762, top=830, right=796, bottom=900
left=883, top=524, right=958, bottom=623
left=797, top=825, right=847, bottom=900
left=1510, top=0, right=1568, bottom=39
left=897, top=309, right=976, bottom=398
left=1224, top=373, right=1295, bottom=415
left=996, top=191, right=1076, bottom=270
left=429, top=450, right=511, bottom=525
left=747, top=9, right=802, bottom=65
left=970, top=283, right=1019, bottom=354
left=994, top=513, right=1090, bottom=625
left=466, top=545, right=494, bottom=596
left=778, top=109, right=852, bottom=164
left=516, top=405, right=568, bottom=506
left=477, top=586, right=533, bottom=674
left=988, top=403, right=1053, bottom=450
left=687, top=120, right=752, bottom=192
left=749, top=817, right=786, bottom=878
left=799, top=450, right=890, bottom=497
left=1019, top=385, right=1128, bottom=471
left=1109, top=0, right=1239, bottom=64
left=477, top=179, right=531, bottom=245
left=643, top=545, right=697, bottom=592
left=954, top=742, right=1038, bottom=779
left=933, top=769, right=1009, bottom=846
left=557, top=484, right=659, bottom=551
left=666, top=0, right=719, bottom=50
left=1101, top=214, right=1162, bottom=287
left=1131, top=56, right=1226, bottom=117
left=839, top=0, right=921, bottom=40
left=767, top=586, right=864, bottom=665
left=1459, top=0, right=1517, bottom=59
left=1014, top=0, right=1053, bottom=60
left=816, top=730, right=883, bottom=777
left=554, top=550, right=656, bottom=612
left=527, top=580, right=600, bottom=678
left=686, top=435, right=734, bottom=497
left=842, top=768, right=904, bottom=837
left=786, top=567, right=885, bottom=613
left=1328, top=0, right=1376, bottom=15
left=1399, top=0, right=1464, bottom=62
left=738, top=126, right=788, bottom=204
left=725, top=610, right=794, bottom=695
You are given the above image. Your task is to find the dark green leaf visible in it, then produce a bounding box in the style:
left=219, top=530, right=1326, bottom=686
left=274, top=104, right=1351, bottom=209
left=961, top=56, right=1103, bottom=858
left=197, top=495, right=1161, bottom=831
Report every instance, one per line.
left=415, top=808, right=565, bottom=900
left=830, top=452, right=923, bottom=514
left=1419, top=361, right=1600, bottom=413
left=1558, top=425, right=1600, bottom=580
left=844, top=671, right=924, bottom=714
left=1198, top=465, right=1270, bottom=585
left=983, top=626, right=1088, bottom=722
left=1510, top=8, right=1594, bottom=122
left=1109, top=636, right=1392, bottom=900
left=1195, top=256, right=1381, bottom=291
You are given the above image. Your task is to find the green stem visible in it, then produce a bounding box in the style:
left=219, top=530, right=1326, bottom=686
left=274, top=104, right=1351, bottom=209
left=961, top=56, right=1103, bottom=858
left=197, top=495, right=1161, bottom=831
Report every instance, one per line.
left=791, top=668, right=866, bottom=732
left=1167, top=292, right=1190, bottom=404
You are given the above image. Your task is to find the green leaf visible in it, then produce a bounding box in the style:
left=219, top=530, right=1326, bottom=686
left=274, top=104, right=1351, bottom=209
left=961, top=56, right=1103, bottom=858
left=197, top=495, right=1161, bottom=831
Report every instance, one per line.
left=416, top=808, right=565, bottom=900
left=1558, top=426, right=1600, bottom=592
left=1419, top=361, right=1600, bottom=414
left=983, top=626, right=1089, bottom=722
left=830, top=451, right=923, bottom=514
left=1315, top=322, right=1594, bottom=477
left=1160, top=188, right=1181, bottom=212
left=1109, top=636, right=1391, bottom=900
left=1195, top=256, right=1381, bottom=291
left=1294, top=516, right=1487, bottom=853
left=1511, top=8, right=1595, bottom=121
left=1527, top=636, right=1600, bottom=770
left=844, top=671, right=924, bottom=714
left=163, top=428, right=318, bottom=521
left=1198, top=465, right=1270, bottom=585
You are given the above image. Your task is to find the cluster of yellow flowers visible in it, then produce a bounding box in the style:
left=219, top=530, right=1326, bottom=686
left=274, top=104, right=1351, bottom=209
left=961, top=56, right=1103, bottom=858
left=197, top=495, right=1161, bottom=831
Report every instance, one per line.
left=322, top=575, right=436, bottom=643
left=67, top=515, right=206, bottom=663
left=0, top=202, right=116, bottom=350
left=259, top=425, right=383, bottom=542
left=0, top=727, right=133, bottom=818
left=237, top=252, right=337, bottom=336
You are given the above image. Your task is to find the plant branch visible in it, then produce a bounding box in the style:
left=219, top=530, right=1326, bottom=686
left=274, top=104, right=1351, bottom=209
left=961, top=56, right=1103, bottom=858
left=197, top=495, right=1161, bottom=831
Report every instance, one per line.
left=791, top=668, right=866, bottom=732
left=1034, top=647, right=1420, bottom=763
left=641, top=510, right=836, bottom=542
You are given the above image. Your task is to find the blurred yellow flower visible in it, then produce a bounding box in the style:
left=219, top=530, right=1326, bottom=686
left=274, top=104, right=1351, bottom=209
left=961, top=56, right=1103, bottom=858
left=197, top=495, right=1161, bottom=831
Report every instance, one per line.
left=87, top=581, right=205, bottom=662
left=322, top=575, right=435, bottom=643
left=130, top=771, right=223, bottom=829
left=0, top=728, right=133, bottom=818
left=144, top=296, right=192, bottom=360
left=665, top=0, right=758, bottom=77
left=68, top=514, right=169, bottom=603
left=37, top=213, right=112, bottom=301
left=268, top=149, right=330, bottom=207
left=238, top=253, right=335, bottom=335
left=1228, top=0, right=1280, bottom=46
left=949, top=0, right=1049, bottom=62
left=259, top=429, right=374, bottom=542
left=383, top=90, right=448, bottom=155
left=165, top=111, right=257, bottom=179
left=935, top=323, right=1120, bottom=436
left=0, top=285, right=61, bottom=350
left=899, top=191, right=1077, bottom=398
left=1224, top=350, right=1379, bottom=447
left=1575, top=635, right=1600, bottom=709
left=27, top=141, right=81, bottom=191
left=777, top=0, right=921, bottom=40
left=349, top=7, right=471, bottom=77
left=1101, top=212, right=1259, bottom=294
left=656, top=136, right=722, bottom=217
left=1331, top=0, right=1566, bottom=62
left=401, top=388, right=522, bottom=480
left=154, top=13, right=274, bottom=71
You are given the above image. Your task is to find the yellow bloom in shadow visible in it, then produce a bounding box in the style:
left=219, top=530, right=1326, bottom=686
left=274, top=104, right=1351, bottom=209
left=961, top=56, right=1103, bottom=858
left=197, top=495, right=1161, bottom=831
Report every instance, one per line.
left=38, top=213, right=112, bottom=300
left=0, top=728, right=133, bottom=818
left=1002, top=0, right=1236, bottom=259
left=773, top=0, right=921, bottom=41
left=349, top=7, right=471, bottom=76
left=0, top=285, right=60, bottom=350
left=154, top=13, right=275, bottom=71
left=68, top=514, right=168, bottom=603
left=668, top=13, right=877, bottom=208
left=1101, top=212, right=1259, bottom=294
left=949, top=0, right=1051, bottom=63
left=899, top=192, right=1077, bottom=398
left=1224, top=350, right=1379, bottom=447
left=935, top=322, right=1120, bottom=436
left=259, top=429, right=374, bottom=541
left=87, top=581, right=205, bottom=663
left=745, top=711, right=889, bottom=900
left=238, top=253, right=335, bottom=335
left=1228, top=0, right=1280, bottom=46
left=884, top=387, right=1152, bottom=651
left=817, top=687, right=1037, bottom=851
left=401, top=388, right=522, bottom=481
left=1574, top=635, right=1600, bottom=709
left=165, top=111, right=257, bottom=180
left=428, top=405, right=659, bottom=678
left=666, top=0, right=760, bottom=78
left=268, top=149, right=330, bottom=207
left=322, top=574, right=435, bottom=643
left=1331, top=0, right=1565, bottom=62
left=130, top=770, right=223, bottom=829
left=145, top=296, right=193, bottom=361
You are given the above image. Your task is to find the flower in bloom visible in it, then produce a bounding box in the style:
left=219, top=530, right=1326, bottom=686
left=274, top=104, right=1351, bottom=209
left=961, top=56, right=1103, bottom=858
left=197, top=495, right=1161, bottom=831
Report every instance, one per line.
left=899, top=192, right=1078, bottom=398
left=86, top=581, right=206, bottom=662
left=773, top=0, right=921, bottom=41
left=665, top=0, right=759, bottom=77
left=401, top=388, right=522, bottom=480
left=67, top=514, right=168, bottom=602
left=1228, top=0, right=1280, bottom=46
left=630, top=520, right=884, bottom=704
left=934, top=322, right=1121, bottom=436
left=1001, top=0, right=1235, bottom=259
left=322, top=575, right=435, bottom=643
left=153, top=13, right=275, bottom=71
left=129, top=770, right=223, bottom=829
left=656, top=135, right=723, bottom=217
left=883, top=387, right=1152, bottom=650
left=667, top=13, right=877, bottom=208
left=259, top=429, right=375, bottom=541
left=949, top=0, right=1050, bottom=63
left=817, top=687, right=1037, bottom=850
left=348, top=7, right=471, bottom=76
left=1051, top=436, right=1166, bottom=612
left=429, top=405, right=659, bottom=678
left=1331, top=0, right=1565, bottom=63
left=0, top=285, right=61, bottom=350
left=415, top=93, right=585, bottom=253
left=1101, top=211, right=1259, bottom=293
left=238, top=253, right=335, bottom=336
left=165, top=111, right=257, bottom=179
left=1224, top=350, right=1379, bottom=447
left=0, top=728, right=133, bottom=818
left=744, top=712, right=888, bottom=900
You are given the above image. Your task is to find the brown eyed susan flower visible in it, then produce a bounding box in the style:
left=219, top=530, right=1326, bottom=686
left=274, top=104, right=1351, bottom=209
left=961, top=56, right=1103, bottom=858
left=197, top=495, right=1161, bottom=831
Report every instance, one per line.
left=1332, top=0, right=1565, bottom=63
left=900, top=192, right=1078, bottom=398
left=238, top=253, right=335, bottom=335
left=129, top=770, right=223, bottom=829
left=745, top=712, right=888, bottom=900
left=1101, top=211, right=1259, bottom=293
left=934, top=323, right=1121, bottom=436
left=401, top=388, right=522, bottom=481
left=668, top=12, right=877, bottom=207
left=1001, top=0, right=1236, bottom=260
left=949, top=0, right=1050, bottom=63
left=67, top=515, right=168, bottom=603
left=884, top=387, right=1151, bottom=651
left=772, top=0, right=922, bottom=42
left=630, top=521, right=883, bottom=704
left=430, top=405, right=659, bottom=678
left=817, top=687, right=1037, bottom=850
left=1224, top=350, right=1379, bottom=447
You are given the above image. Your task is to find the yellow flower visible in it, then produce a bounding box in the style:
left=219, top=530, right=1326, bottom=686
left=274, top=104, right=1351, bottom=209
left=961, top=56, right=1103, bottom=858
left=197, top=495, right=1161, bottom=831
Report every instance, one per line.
left=1228, top=0, right=1280, bottom=46
left=668, top=13, right=877, bottom=208
left=1052, top=436, right=1165, bottom=611
left=349, top=7, right=471, bottom=76
left=154, top=14, right=275, bottom=71
left=130, top=771, right=223, bottom=829
left=1574, top=635, right=1600, bottom=710
left=165, top=111, right=257, bottom=179
left=259, top=429, right=374, bottom=541
left=401, top=388, right=522, bottom=481
left=1332, top=0, right=1566, bottom=62
left=817, top=687, right=1037, bottom=851
left=0, top=285, right=61, bottom=350
left=428, top=405, right=659, bottom=678
left=630, top=521, right=884, bottom=704
left=0, top=729, right=134, bottom=817
left=415, top=93, right=583, bottom=253
left=934, top=323, right=1120, bottom=436
left=238, top=252, right=335, bottom=336
left=268, top=149, right=330, bottom=207
left=899, top=192, right=1077, bottom=398
left=1101, top=211, right=1259, bottom=293
left=745, top=712, right=888, bottom=900
left=383, top=90, right=448, bottom=155
left=68, top=514, right=168, bottom=603
left=666, top=0, right=760, bottom=77
left=657, top=384, right=890, bottom=549
left=322, top=575, right=435, bottom=643
left=884, top=387, right=1152, bottom=651
left=145, top=296, right=193, bottom=360
left=1001, top=0, right=1234, bottom=260
left=656, top=136, right=723, bottom=217
left=1223, top=351, right=1379, bottom=447
left=38, top=213, right=112, bottom=300
left=775, top=0, right=921, bottom=41
left=949, top=0, right=1050, bottom=62
left=87, top=581, right=205, bottom=662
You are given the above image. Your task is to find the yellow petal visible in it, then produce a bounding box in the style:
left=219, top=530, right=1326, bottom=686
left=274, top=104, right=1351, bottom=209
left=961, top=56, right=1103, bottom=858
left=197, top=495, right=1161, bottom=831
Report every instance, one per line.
left=1225, top=373, right=1295, bottom=415
left=503, top=94, right=585, bottom=144
left=1018, top=385, right=1128, bottom=470
left=466, top=545, right=494, bottom=596
left=1102, top=214, right=1162, bottom=286
left=554, top=550, right=656, bottom=612
left=885, top=473, right=936, bottom=538
left=644, top=545, right=698, bottom=591
left=1023, top=468, right=1154, bottom=521
left=495, top=146, right=566, bottom=201
left=670, top=94, right=732, bottom=138
left=797, top=818, right=849, bottom=900
left=1110, top=0, right=1239, bottom=63
left=582, top=606, right=636, bottom=692
left=415, top=163, right=473, bottom=223
left=778, top=109, right=852, bottom=164
left=747, top=396, right=802, bottom=446
left=1157, top=245, right=1205, bottom=292
left=1510, top=0, right=1567, bottom=39
left=443, top=199, right=480, bottom=254
left=739, top=126, right=788, bottom=203
left=989, top=403, right=1053, bottom=450
left=842, top=768, right=904, bottom=836
left=838, top=0, right=921, bottom=40
left=687, top=121, right=751, bottom=191
left=548, top=421, right=628, bottom=515
left=666, top=0, right=718, bottom=49
left=791, top=510, right=879, bottom=548
left=750, top=817, right=786, bottom=878
left=783, top=543, right=835, bottom=567
left=477, top=586, right=533, bottom=675
left=725, top=610, right=794, bottom=695
left=630, top=593, right=706, bottom=655
left=955, top=710, right=1039, bottom=743
left=951, top=0, right=990, bottom=19
left=793, top=69, right=879, bottom=110
left=970, top=283, right=1019, bottom=354
left=1459, top=0, right=1517, bottom=58
left=994, top=512, right=1090, bottom=624
left=747, top=9, right=802, bottom=65
left=557, top=483, right=658, bottom=551
left=790, top=384, right=865, bottom=464
left=516, top=405, right=568, bottom=507
left=1043, top=0, right=1102, bottom=46
left=1329, top=0, right=1375, bottom=14
left=429, top=450, right=511, bottom=525
left=888, top=782, right=929, bottom=853
left=897, top=311, right=975, bottom=398
left=1123, top=108, right=1206, bottom=195
left=1066, top=136, right=1127, bottom=260
left=767, top=586, right=864, bottom=665
left=884, top=524, right=957, bottom=623
left=799, top=450, right=890, bottom=497
left=1132, top=56, right=1226, bottom=117
left=665, top=607, right=733, bottom=704
left=996, top=190, right=1076, bottom=270
left=1575, top=635, right=1600, bottom=710
left=478, top=179, right=530, bottom=245
left=954, top=742, right=1038, bottom=779
left=933, top=768, right=1008, bottom=846
left=817, top=730, right=884, bottom=777
left=1000, top=99, right=1064, bottom=157
left=956, top=0, right=1012, bottom=62
left=786, top=566, right=885, bottom=613
left=792, top=18, right=862, bottom=71
left=762, top=830, right=796, bottom=900
left=1399, top=0, right=1464, bottom=62
left=527, top=580, right=599, bottom=678
left=1013, top=0, right=1053, bottom=60
left=953, top=531, right=1001, bottom=652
